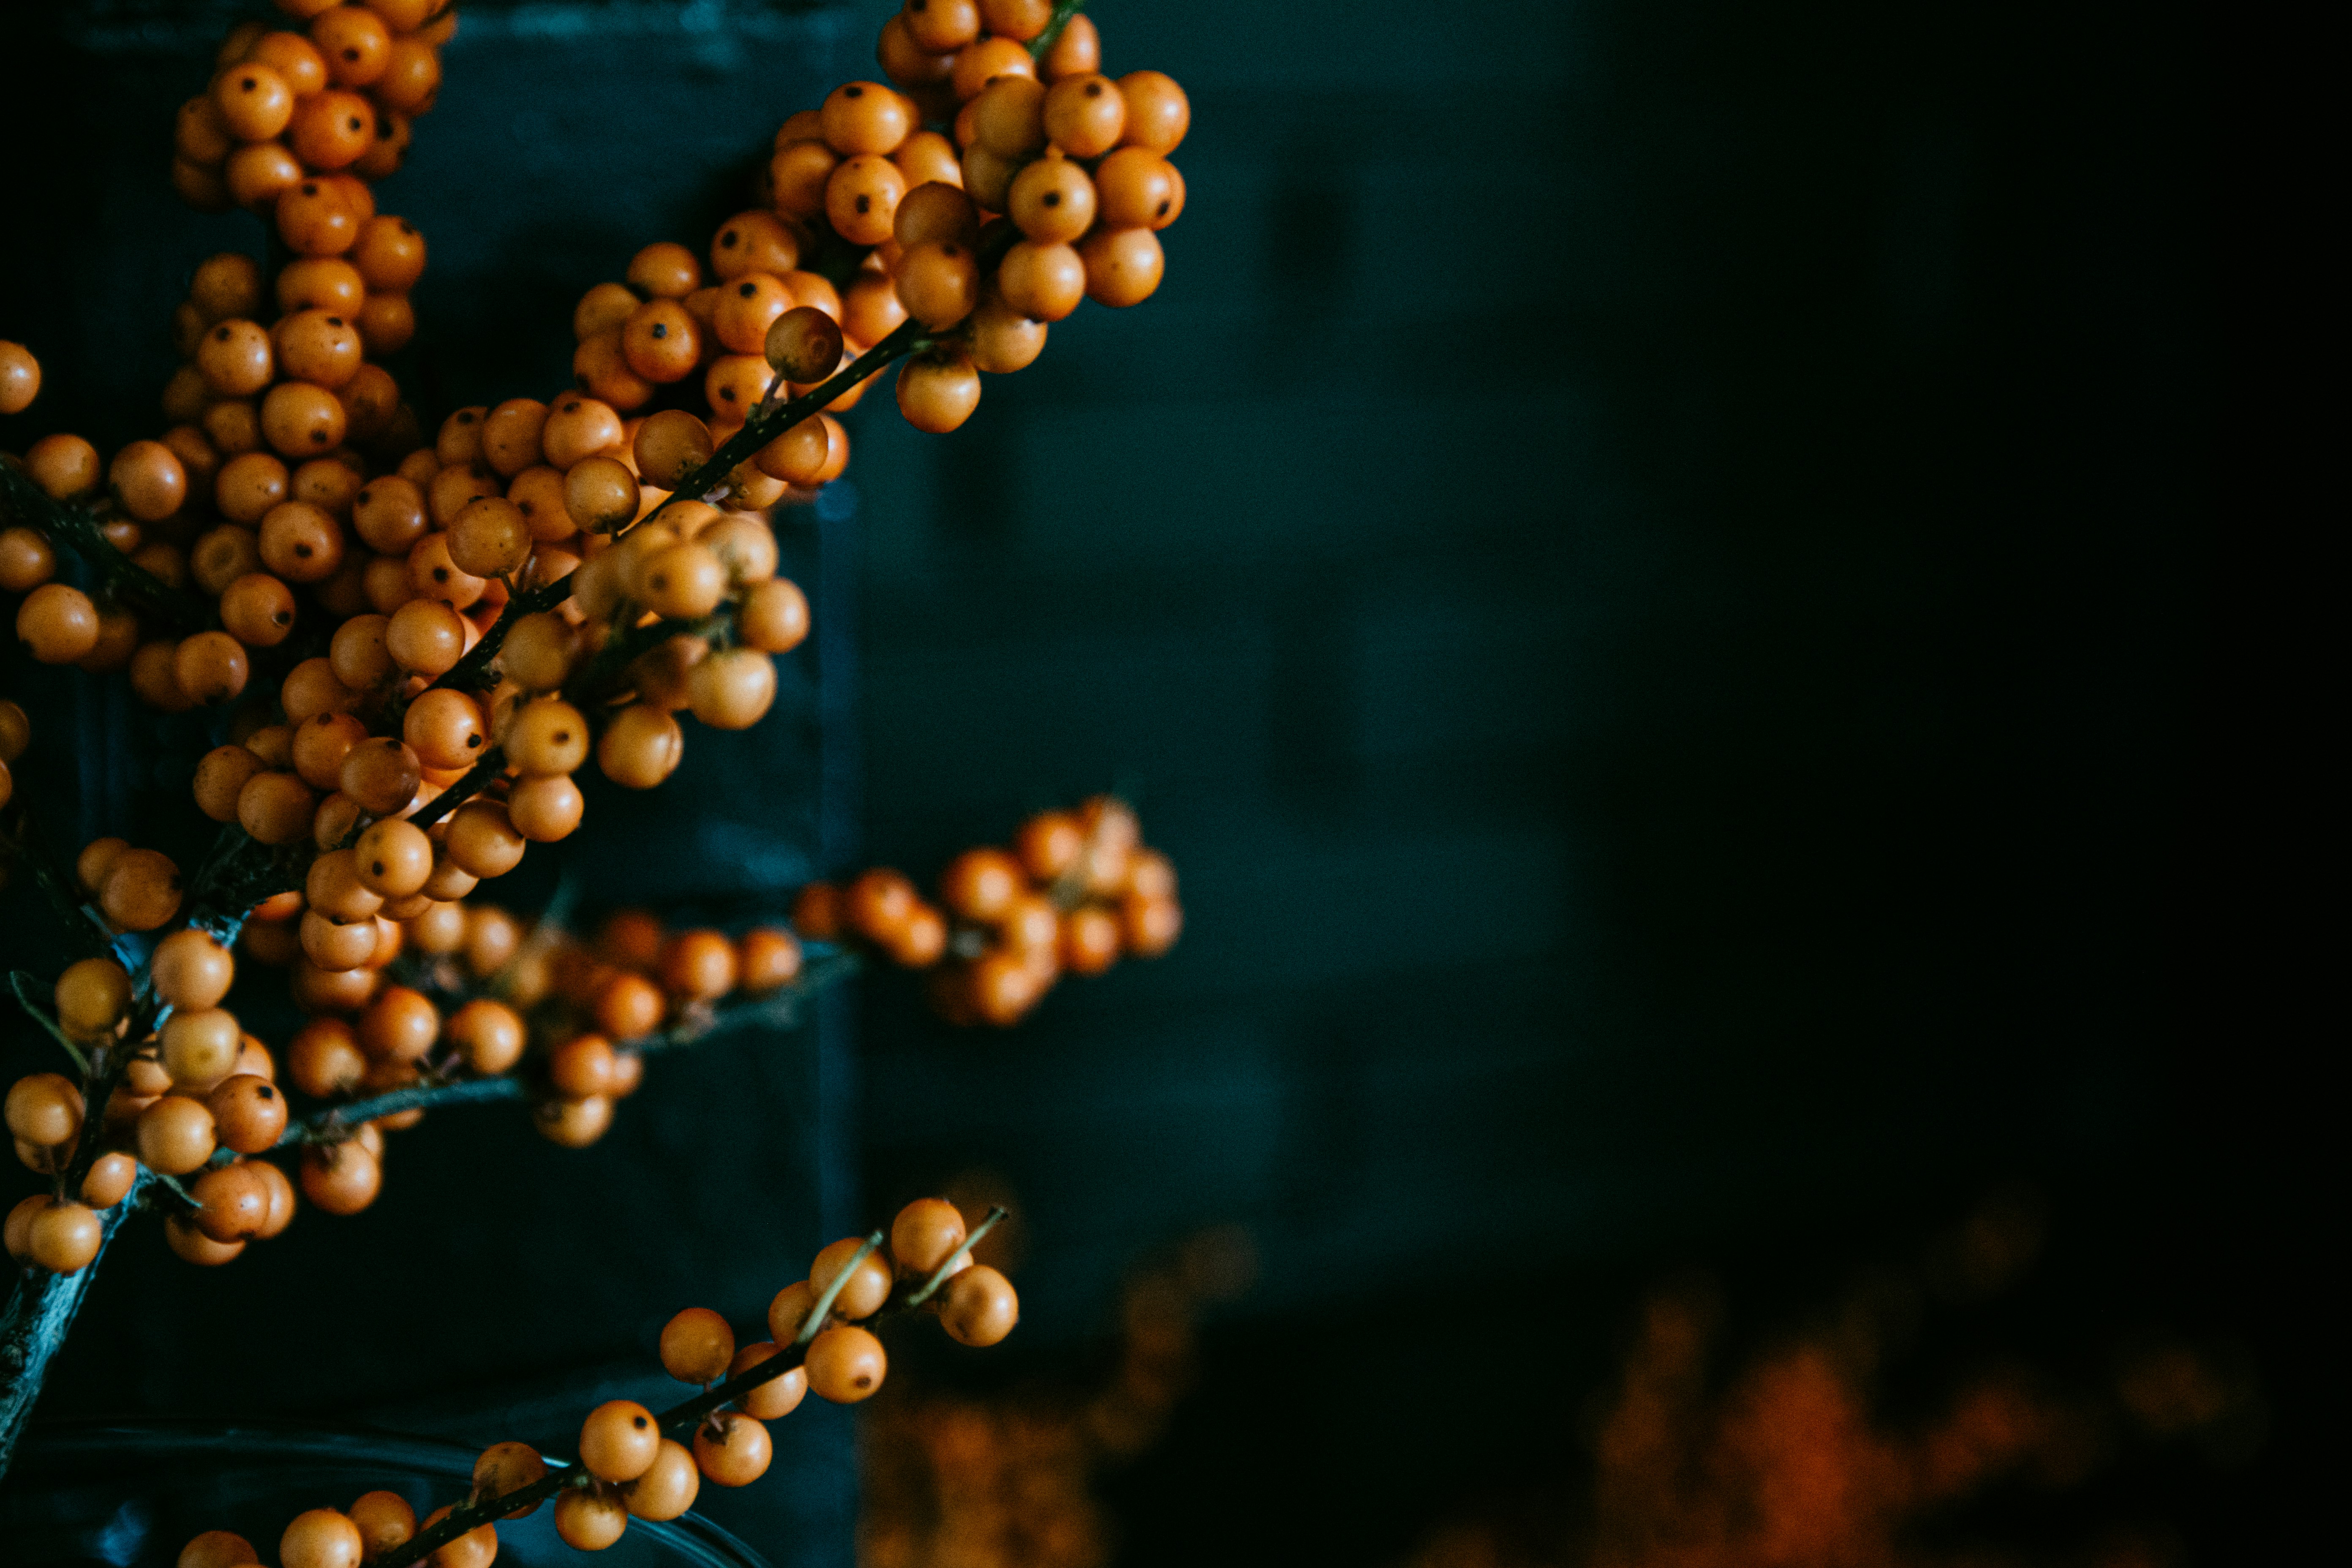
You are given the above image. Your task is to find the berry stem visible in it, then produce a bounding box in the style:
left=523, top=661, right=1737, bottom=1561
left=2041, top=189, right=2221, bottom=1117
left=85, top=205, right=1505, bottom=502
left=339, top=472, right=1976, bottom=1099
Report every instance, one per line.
left=0, top=1166, right=152, bottom=1475
left=796, top=1231, right=886, bottom=1346
left=904, top=1205, right=1009, bottom=1307
left=0, top=796, right=119, bottom=959
left=0, top=459, right=210, bottom=635
left=5, top=973, right=90, bottom=1075
left=275, top=947, right=858, bottom=1145
left=425, top=311, right=927, bottom=700
left=1032, top=0, right=1091, bottom=59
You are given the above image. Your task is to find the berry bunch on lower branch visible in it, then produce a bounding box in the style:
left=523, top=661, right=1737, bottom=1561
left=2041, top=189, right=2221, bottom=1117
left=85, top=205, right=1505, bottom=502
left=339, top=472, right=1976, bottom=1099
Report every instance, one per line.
left=166, top=1201, right=1017, bottom=1564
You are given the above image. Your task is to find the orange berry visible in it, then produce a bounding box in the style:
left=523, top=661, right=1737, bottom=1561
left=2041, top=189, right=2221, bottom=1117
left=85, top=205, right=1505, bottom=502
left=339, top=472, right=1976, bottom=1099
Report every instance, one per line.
left=804, top=1324, right=887, bottom=1402
left=951, top=35, right=1034, bottom=102
left=213, top=60, right=293, bottom=139
left=553, top=1487, right=629, bottom=1551
left=1044, top=73, right=1126, bottom=157
left=996, top=238, right=1086, bottom=321
left=16, top=583, right=101, bottom=664
left=634, top=408, right=715, bottom=490
left=1007, top=156, right=1097, bottom=244
left=136, top=1095, right=217, bottom=1176
left=594, top=970, right=666, bottom=1040
left=446, top=800, right=527, bottom=879
left=769, top=138, right=839, bottom=219
left=5, top=1073, right=83, bottom=1148
left=662, top=1305, right=738, bottom=1383
left=28, top=1200, right=103, bottom=1273
left=628, top=241, right=703, bottom=299
left=825, top=155, right=906, bottom=246
left=905, top=0, right=980, bottom=52
left=299, top=1140, right=381, bottom=1215
left=811, top=1236, right=894, bottom=1319
left=1118, top=70, right=1191, bottom=153
left=579, top=1399, right=662, bottom=1483
left=736, top=576, right=811, bottom=653
left=736, top=927, right=803, bottom=993
left=622, top=299, right=702, bottom=385
left=710, top=210, right=801, bottom=280
left=1041, top=11, right=1100, bottom=78
left=210, top=1074, right=288, bottom=1154
left=1121, top=892, right=1184, bottom=956
left=890, top=1197, right=969, bottom=1277
left=621, top=1437, right=702, bottom=1520
left=966, top=297, right=1048, bottom=373
left=693, top=1412, right=773, bottom=1486
left=980, top=0, right=1054, bottom=41
left=102, top=847, right=184, bottom=931
left=940, top=1262, right=1020, bottom=1346
left=82, top=1151, right=141, bottom=1209
left=419, top=1507, right=495, bottom=1568
left=446, top=998, right=527, bottom=1075
left=895, top=348, right=981, bottom=433
left=822, top=81, right=913, bottom=156
left=894, top=240, right=979, bottom=328
left=288, top=89, right=376, bottom=170
left=349, top=1492, right=416, bottom=1559
left=597, top=704, right=683, bottom=789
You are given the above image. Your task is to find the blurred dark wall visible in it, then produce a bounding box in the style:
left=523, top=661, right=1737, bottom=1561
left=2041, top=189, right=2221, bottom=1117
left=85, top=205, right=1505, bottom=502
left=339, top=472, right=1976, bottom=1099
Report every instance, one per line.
left=834, top=0, right=2273, bottom=1560
left=852, top=0, right=2207, bottom=1314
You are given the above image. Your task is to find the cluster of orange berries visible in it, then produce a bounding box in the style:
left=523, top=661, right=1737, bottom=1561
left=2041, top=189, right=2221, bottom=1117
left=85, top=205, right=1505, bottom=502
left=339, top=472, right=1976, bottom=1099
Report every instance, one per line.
left=796, top=794, right=1181, bottom=1026
left=768, top=0, right=1190, bottom=433
left=5, top=928, right=297, bottom=1275
left=172, top=0, right=450, bottom=217
left=3, top=10, right=457, bottom=697
left=168, top=1198, right=1016, bottom=1562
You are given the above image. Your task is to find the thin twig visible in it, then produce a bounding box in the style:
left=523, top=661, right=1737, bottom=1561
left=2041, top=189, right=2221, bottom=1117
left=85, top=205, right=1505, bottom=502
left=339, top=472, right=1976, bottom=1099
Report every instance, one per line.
left=904, top=1206, right=1010, bottom=1307
left=1032, top=0, right=1090, bottom=57
left=0, top=461, right=209, bottom=634
left=275, top=949, right=856, bottom=1146
left=424, top=312, right=928, bottom=698
left=7, top=974, right=89, bottom=1075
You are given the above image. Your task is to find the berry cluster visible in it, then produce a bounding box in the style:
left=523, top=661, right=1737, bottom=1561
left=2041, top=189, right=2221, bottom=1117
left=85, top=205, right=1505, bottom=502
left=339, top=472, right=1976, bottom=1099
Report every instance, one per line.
left=797, top=793, right=1182, bottom=1025
left=168, top=1198, right=1017, bottom=1564
left=172, top=0, right=452, bottom=216
left=5, top=686, right=840, bottom=1271
left=2, top=0, right=1192, bottom=1484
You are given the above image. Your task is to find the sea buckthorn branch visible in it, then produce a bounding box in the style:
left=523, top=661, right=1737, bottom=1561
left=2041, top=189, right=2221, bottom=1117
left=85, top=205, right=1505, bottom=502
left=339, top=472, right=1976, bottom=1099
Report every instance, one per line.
left=0, top=461, right=209, bottom=635
left=278, top=1073, right=521, bottom=1147
left=273, top=944, right=858, bottom=1146
left=425, top=310, right=930, bottom=700
left=0, top=1165, right=150, bottom=1474
left=373, top=1210, right=1007, bottom=1568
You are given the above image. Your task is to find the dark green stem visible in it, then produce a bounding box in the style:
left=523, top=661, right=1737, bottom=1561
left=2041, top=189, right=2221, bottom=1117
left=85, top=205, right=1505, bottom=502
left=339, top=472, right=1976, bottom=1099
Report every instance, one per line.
left=1032, top=0, right=1090, bottom=57
left=0, top=461, right=209, bottom=634
left=425, top=314, right=927, bottom=697
left=277, top=947, right=855, bottom=1146
left=0, top=1173, right=151, bottom=1475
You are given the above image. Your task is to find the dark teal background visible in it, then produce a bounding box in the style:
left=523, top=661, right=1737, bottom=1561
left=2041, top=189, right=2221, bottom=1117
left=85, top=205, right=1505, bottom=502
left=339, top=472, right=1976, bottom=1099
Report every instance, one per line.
left=3, top=0, right=2308, bottom=1562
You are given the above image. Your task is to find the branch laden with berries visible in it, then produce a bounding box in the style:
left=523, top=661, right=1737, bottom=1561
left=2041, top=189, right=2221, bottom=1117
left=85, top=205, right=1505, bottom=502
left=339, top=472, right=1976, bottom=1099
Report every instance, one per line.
left=167, top=1198, right=1021, bottom=1565
left=3, top=0, right=1192, bottom=1488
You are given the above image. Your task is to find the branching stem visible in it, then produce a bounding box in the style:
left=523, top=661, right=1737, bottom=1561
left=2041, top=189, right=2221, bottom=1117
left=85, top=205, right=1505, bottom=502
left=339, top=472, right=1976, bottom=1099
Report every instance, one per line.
left=0, top=463, right=209, bottom=634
